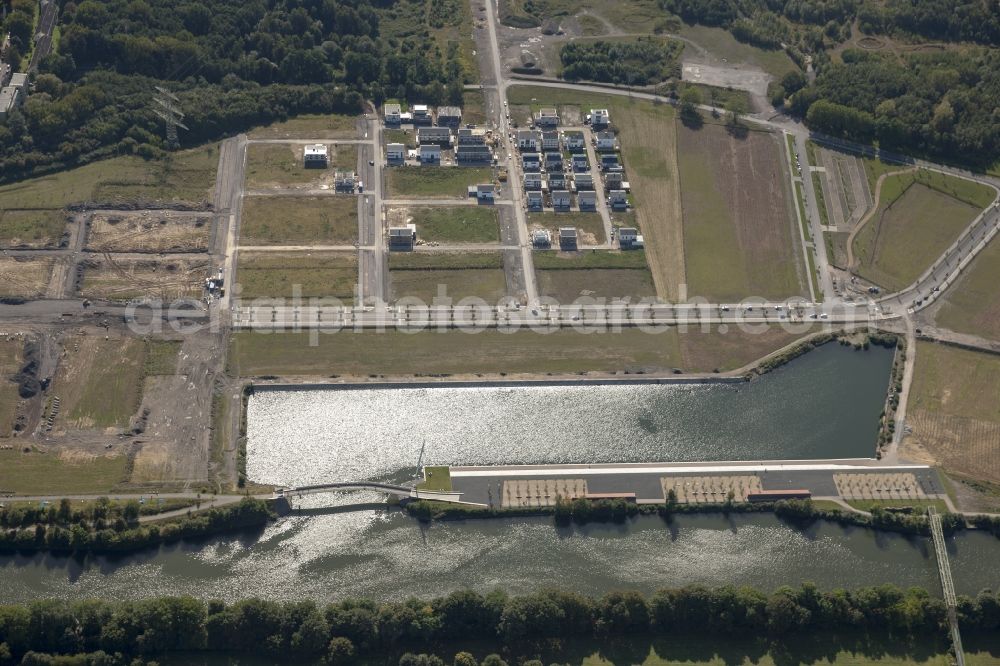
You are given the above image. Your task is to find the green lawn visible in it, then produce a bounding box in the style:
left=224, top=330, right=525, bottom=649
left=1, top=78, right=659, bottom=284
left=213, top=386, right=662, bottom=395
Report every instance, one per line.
left=812, top=172, right=830, bottom=226
left=0, top=209, right=67, bottom=248
left=936, top=232, right=1000, bottom=341
left=60, top=338, right=146, bottom=429
left=538, top=269, right=656, bottom=302
left=387, top=167, right=493, bottom=198
left=240, top=196, right=358, bottom=245
left=389, top=252, right=506, bottom=303
left=384, top=129, right=416, bottom=148
left=418, top=466, right=453, bottom=492
left=247, top=114, right=358, bottom=139
left=0, top=145, right=218, bottom=208
left=408, top=207, right=499, bottom=243
left=534, top=250, right=649, bottom=270
left=853, top=171, right=993, bottom=291
left=236, top=252, right=357, bottom=301
left=528, top=212, right=607, bottom=245
left=0, top=451, right=128, bottom=495
left=245, top=144, right=357, bottom=187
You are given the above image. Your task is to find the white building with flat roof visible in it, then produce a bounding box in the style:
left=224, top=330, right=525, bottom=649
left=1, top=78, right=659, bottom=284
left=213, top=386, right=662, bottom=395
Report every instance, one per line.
left=303, top=144, right=328, bottom=168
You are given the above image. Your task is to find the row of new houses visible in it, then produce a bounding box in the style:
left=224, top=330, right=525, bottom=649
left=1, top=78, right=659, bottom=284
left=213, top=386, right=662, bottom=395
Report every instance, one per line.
left=516, top=129, right=616, bottom=152
left=384, top=103, right=462, bottom=127
left=526, top=188, right=628, bottom=211
left=389, top=126, right=495, bottom=164
left=529, top=107, right=611, bottom=129
left=522, top=151, right=621, bottom=173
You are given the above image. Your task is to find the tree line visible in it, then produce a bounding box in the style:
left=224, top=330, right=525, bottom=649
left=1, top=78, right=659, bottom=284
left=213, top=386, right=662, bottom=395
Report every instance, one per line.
left=0, top=498, right=271, bottom=554
left=560, top=38, right=683, bottom=86
left=0, top=0, right=471, bottom=184
left=3, top=584, right=1000, bottom=665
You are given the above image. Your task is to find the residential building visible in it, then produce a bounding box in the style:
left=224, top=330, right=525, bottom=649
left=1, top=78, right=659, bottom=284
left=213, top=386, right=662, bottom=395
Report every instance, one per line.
left=418, top=144, right=441, bottom=164
left=522, top=152, right=541, bottom=172
left=534, top=107, right=559, bottom=128
left=571, top=154, right=589, bottom=172
left=547, top=172, right=567, bottom=191
left=608, top=189, right=628, bottom=211
left=618, top=227, right=643, bottom=249
left=574, top=173, right=594, bottom=190
left=334, top=170, right=356, bottom=192
left=517, top=129, right=541, bottom=151
left=303, top=144, right=328, bottom=168
left=544, top=152, right=563, bottom=171
left=590, top=108, right=610, bottom=128
left=455, top=144, right=492, bottom=164
left=600, top=154, right=622, bottom=172
left=578, top=191, right=598, bottom=211
left=541, top=130, right=559, bottom=151
left=457, top=127, right=487, bottom=145
left=552, top=190, right=571, bottom=211
left=595, top=130, right=617, bottom=151
left=417, top=126, right=452, bottom=147
left=563, top=131, right=585, bottom=152
left=527, top=190, right=544, bottom=211
left=604, top=171, right=623, bottom=189
left=0, top=72, right=26, bottom=122
left=389, top=225, right=417, bottom=250
left=412, top=104, right=432, bottom=125
left=383, top=103, right=402, bottom=124
left=386, top=143, right=406, bottom=163
left=532, top=228, right=551, bottom=247
left=471, top=183, right=496, bottom=203
left=524, top=172, right=543, bottom=190
left=437, top=106, right=462, bottom=127
left=559, top=226, right=578, bottom=250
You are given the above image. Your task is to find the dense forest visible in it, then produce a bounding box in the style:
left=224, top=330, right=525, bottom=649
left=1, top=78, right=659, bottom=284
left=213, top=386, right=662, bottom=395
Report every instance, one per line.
left=0, top=0, right=472, bottom=182
left=560, top=38, right=683, bottom=85
left=3, top=584, right=1000, bottom=665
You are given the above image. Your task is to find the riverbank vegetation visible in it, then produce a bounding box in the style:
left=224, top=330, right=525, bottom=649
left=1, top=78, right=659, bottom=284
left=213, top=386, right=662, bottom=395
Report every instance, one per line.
left=3, top=584, right=999, bottom=665
left=0, top=498, right=272, bottom=554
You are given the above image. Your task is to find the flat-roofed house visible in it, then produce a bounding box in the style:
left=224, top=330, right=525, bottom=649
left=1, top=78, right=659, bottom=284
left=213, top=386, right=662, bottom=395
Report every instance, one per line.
left=608, top=189, right=628, bottom=211
left=544, top=152, right=563, bottom=171
left=412, top=104, right=432, bottom=125
left=437, top=106, right=462, bottom=127
left=552, top=190, right=571, bottom=211
left=604, top=170, right=623, bottom=189
left=527, top=190, right=544, bottom=211
left=574, top=173, right=594, bottom=190
left=389, top=224, right=417, bottom=250
left=571, top=154, right=589, bottom=172
left=524, top=172, right=543, bottom=190
left=559, top=226, right=578, bottom=250
left=417, top=126, right=452, bottom=147
left=457, top=127, right=487, bottom=145
left=456, top=144, right=492, bottom=164
left=595, top=130, right=617, bottom=151
left=590, top=108, right=610, bottom=128
left=535, top=107, right=559, bottom=128
left=600, top=153, right=622, bottom=172
left=517, top=130, right=541, bottom=151
left=548, top=171, right=567, bottom=191
left=384, top=103, right=402, bottom=124
left=418, top=144, right=441, bottom=164
left=522, top=152, right=541, bottom=172
left=473, top=183, right=496, bottom=203
left=303, top=144, right=328, bottom=168
left=578, top=190, right=597, bottom=211
left=618, top=227, right=643, bottom=249
left=334, top=170, right=356, bottom=192
left=563, top=131, right=585, bottom=152
left=541, top=130, right=559, bottom=151
left=386, top=142, right=406, bottom=163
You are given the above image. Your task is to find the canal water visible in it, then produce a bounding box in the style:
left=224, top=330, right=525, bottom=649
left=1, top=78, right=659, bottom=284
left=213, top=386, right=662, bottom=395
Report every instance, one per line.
left=3, top=344, right=999, bottom=603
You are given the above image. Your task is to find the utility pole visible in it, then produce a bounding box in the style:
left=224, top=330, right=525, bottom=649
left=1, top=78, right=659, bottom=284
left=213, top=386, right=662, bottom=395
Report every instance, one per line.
left=152, top=86, right=189, bottom=150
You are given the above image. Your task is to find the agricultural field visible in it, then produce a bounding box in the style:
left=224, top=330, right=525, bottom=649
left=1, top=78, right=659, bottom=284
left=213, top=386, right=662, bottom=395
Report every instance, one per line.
left=534, top=250, right=655, bottom=302
left=229, top=325, right=816, bottom=377
left=528, top=212, right=606, bottom=245
left=852, top=171, right=994, bottom=292
left=390, top=206, right=500, bottom=243
left=389, top=252, right=507, bottom=303
left=240, top=196, right=358, bottom=246
left=0, top=145, right=218, bottom=209
left=386, top=167, right=493, bottom=198
left=677, top=121, right=805, bottom=301
left=245, top=143, right=357, bottom=188
left=934, top=235, right=1000, bottom=341
left=247, top=114, right=358, bottom=140
left=85, top=211, right=211, bottom=253
left=0, top=209, right=67, bottom=248
left=508, top=86, right=684, bottom=300
left=904, top=342, right=1000, bottom=487
left=236, top=252, right=357, bottom=301
left=50, top=336, right=146, bottom=430
left=0, top=257, right=54, bottom=299
left=79, top=255, right=208, bottom=302
left=0, top=450, right=128, bottom=495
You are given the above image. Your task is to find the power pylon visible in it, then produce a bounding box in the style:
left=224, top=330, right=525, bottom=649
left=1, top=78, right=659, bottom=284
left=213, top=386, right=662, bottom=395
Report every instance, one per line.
left=152, top=86, right=189, bottom=150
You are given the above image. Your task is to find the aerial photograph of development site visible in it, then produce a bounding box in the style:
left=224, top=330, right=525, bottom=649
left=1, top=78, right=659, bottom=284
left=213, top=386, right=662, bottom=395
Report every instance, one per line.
left=2, top=0, right=1000, bottom=663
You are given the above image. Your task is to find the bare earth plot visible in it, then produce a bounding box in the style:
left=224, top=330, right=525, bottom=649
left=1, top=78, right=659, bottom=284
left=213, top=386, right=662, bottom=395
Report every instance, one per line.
left=79, top=255, right=208, bottom=302
left=236, top=251, right=357, bottom=301
left=240, top=196, right=358, bottom=246
left=533, top=251, right=655, bottom=302
left=0, top=337, right=23, bottom=437
left=245, top=143, right=357, bottom=188
left=904, top=342, right=1000, bottom=491
left=678, top=122, right=805, bottom=302
left=934, top=236, right=1000, bottom=341
left=229, top=325, right=815, bottom=377
left=85, top=211, right=210, bottom=253
left=852, top=172, right=993, bottom=292
left=389, top=252, right=507, bottom=303
left=0, top=209, right=67, bottom=248
left=50, top=336, right=146, bottom=430
left=0, top=257, right=54, bottom=299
